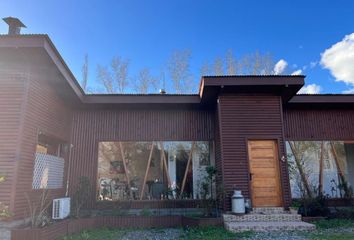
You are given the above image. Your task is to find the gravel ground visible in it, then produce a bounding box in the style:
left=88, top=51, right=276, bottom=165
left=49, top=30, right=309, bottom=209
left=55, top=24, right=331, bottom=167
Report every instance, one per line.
left=120, top=228, right=183, bottom=240
left=115, top=227, right=354, bottom=240
left=238, top=227, right=354, bottom=240
left=240, top=231, right=308, bottom=240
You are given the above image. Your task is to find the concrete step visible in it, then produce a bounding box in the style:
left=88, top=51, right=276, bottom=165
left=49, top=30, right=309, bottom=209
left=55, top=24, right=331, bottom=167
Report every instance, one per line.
left=0, top=228, right=10, bottom=240
left=224, top=221, right=316, bottom=232
left=223, top=213, right=302, bottom=222
left=252, top=207, right=287, bottom=214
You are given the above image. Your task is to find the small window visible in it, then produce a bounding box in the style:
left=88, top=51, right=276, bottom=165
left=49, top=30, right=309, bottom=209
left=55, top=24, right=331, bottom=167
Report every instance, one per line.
left=32, top=133, right=66, bottom=189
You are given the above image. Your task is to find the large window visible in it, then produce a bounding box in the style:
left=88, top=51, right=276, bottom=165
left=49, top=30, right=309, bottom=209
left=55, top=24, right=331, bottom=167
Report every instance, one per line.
left=97, top=141, right=214, bottom=201
left=286, top=141, right=354, bottom=198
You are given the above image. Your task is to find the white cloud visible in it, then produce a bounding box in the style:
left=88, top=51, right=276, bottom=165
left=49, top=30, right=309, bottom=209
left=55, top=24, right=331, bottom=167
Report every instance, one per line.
left=320, top=33, right=354, bottom=86
left=273, top=59, right=288, bottom=75
left=342, top=88, right=354, bottom=94
left=310, top=61, right=318, bottom=68
left=297, top=84, right=322, bottom=94
left=291, top=69, right=303, bottom=75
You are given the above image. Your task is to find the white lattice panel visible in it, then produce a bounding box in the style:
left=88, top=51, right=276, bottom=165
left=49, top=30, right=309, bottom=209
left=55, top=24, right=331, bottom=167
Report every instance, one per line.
left=32, top=153, right=65, bottom=189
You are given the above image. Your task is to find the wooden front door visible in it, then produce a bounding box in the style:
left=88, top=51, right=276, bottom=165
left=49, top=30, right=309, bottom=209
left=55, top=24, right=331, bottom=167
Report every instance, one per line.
left=248, top=140, right=282, bottom=207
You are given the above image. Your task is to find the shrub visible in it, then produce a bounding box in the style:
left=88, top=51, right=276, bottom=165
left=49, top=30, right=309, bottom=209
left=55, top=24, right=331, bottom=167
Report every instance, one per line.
left=71, top=176, right=92, bottom=218
left=25, top=189, right=52, bottom=228
left=0, top=174, right=12, bottom=219
left=298, top=193, right=330, bottom=217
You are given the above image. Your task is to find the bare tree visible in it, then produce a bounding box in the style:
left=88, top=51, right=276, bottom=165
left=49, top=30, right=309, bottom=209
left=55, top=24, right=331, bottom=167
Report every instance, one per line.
left=111, top=57, right=129, bottom=93
left=213, top=57, right=224, bottom=75
left=225, top=49, right=237, bottom=75
left=260, top=52, right=274, bottom=74
left=211, top=50, right=274, bottom=75
left=81, top=54, right=88, bottom=92
left=96, top=56, right=130, bottom=93
left=134, top=68, right=158, bottom=93
left=97, top=65, right=114, bottom=93
left=167, top=49, right=192, bottom=93
left=200, top=62, right=212, bottom=76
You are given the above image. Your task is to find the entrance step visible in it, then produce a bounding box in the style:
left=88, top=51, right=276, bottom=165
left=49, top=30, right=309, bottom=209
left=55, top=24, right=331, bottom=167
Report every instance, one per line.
left=0, top=228, right=10, bottom=240
left=251, top=207, right=287, bottom=214
left=224, top=221, right=316, bottom=232
left=223, top=213, right=302, bottom=222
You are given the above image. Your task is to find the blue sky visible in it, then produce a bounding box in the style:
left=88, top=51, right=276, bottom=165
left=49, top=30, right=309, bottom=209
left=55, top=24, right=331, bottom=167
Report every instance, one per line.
left=1, top=0, right=354, bottom=94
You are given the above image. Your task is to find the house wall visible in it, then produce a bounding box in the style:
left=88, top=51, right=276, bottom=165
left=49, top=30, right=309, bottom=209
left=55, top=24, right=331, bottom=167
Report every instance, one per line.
left=0, top=72, right=26, bottom=212
left=217, top=94, right=291, bottom=210
left=11, top=68, right=73, bottom=218
left=68, top=109, right=214, bottom=209
left=214, top=105, right=224, bottom=209
left=284, top=109, right=354, bottom=140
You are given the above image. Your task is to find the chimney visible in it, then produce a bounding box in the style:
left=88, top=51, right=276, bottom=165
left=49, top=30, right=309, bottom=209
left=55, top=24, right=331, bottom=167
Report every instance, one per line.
left=159, top=89, right=166, bottom=94
left=3, top=17, right=26, bottom=35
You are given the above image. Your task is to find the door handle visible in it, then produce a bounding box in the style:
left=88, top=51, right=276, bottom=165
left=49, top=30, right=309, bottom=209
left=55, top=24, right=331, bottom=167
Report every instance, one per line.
left=249, top=173, right=253, bottom=181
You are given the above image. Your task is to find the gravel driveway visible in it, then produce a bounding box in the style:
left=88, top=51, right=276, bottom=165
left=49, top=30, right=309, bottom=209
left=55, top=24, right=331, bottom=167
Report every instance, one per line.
left=113, top=227, right=354, bottom=240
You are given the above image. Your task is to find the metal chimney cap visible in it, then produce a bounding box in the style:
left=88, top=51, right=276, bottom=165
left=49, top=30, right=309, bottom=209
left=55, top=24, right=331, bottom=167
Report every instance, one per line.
left=3, top=17, right=26, bottom=35
left=3, top=17, right=26, bottom=28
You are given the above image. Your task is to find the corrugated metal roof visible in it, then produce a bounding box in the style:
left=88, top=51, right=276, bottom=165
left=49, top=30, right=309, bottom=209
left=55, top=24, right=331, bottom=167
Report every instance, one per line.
left=86, top=93, right=199, bottom=96
left=202, top=75, right=306, bottom=78
left=297, top=94, right=354, bottom=96
left=0, top=33, right=48, bottom=37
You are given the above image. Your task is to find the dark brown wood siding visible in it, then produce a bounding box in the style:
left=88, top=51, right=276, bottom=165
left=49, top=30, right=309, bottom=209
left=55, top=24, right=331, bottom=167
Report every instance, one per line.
left=68, top=109, right=214, bottom=208
left=0, top=73, right=26, bottom=211
left=12, top=70, right=73, bottom=218
left=214, top=105, right=224, bottom=209
left=218, top=95, right=291, bottom=210
left=284, top=109, right=354, bottom=140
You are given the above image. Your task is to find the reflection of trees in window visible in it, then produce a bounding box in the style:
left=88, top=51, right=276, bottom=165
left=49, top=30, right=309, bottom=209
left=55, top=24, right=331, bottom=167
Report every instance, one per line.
left=287, top=141, right=354, bottom=199
left=97, top=141, right=213, bottom=201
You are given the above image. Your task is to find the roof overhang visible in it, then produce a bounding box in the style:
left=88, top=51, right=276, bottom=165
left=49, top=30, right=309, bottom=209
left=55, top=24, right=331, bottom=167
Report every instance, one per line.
left=287, top=94, right=354, bottom=109
left=81, top=94, right=202, bottom=109
left=199, top=75, right=305, bottom=104
left=0, top=34, right=85, bottom=105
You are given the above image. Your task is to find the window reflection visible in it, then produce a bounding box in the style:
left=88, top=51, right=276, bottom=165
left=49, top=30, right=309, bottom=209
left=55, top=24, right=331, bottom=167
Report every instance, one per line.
left=286, top=141, right=354, bottom=198
left=97, top=141, right=213, bottom=201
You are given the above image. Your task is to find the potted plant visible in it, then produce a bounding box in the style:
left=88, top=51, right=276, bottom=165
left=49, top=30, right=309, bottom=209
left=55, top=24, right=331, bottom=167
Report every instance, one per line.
left=182, top=166, right=223, bottom=227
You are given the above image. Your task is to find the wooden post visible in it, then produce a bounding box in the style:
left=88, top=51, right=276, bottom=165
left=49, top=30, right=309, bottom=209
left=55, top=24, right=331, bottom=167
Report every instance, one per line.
left=289, top=141, right=313, bottom=198
left=160, top=142, right=171, bottom=187
left=180, top=142, right=195, bottom=198
left=330, top=142, right=347, bottom=183
left=119, top=142, right=132, bottom=198
left=139, top=143, right=155, bottom=200
left=318, top=141, right=324, bottom=194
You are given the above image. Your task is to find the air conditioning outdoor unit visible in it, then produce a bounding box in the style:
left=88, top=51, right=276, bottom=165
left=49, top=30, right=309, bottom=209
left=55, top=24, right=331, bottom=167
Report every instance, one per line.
left=52, top=197, right=70, bottom=220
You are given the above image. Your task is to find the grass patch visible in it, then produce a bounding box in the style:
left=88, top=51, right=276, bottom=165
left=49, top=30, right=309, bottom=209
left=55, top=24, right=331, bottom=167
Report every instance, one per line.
left=181, top=226, right=253, bottom=240
left=309, top=232, right=354, bottom=240
left=314, top=219, right=354, bottom=229
left=62, top=228, right=126, bottom=240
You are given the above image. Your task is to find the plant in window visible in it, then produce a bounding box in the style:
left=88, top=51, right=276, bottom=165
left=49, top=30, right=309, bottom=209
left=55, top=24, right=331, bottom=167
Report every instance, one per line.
left=200, top=165, right=217, bottom=217
left=336, top=178, right=353, bottom=199
left=71, top=176, right=92, bottom=218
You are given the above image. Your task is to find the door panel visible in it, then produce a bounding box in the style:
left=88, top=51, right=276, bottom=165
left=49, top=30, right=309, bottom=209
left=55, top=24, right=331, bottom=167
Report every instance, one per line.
left=248, top=140, right=282, bottom=207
